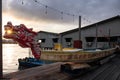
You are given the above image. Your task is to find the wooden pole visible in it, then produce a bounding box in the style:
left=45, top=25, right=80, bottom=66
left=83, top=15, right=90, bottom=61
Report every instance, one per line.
left=0, top=0, right=3, bottom=78
left=108, top=28, right=111, bottom=48
left=79, top=16, right=81, bottom=40
left=95, top=24, right=98, bottom=49
left=59, top=34, right=62, bottom=50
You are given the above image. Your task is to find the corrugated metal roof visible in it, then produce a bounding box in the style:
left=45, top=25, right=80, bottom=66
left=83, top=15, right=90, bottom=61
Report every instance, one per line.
left=37, top=15, right=120, bottom=36
left=60, top=15, right=120, bottom=36
left=38, top=31, right=59, bottom=36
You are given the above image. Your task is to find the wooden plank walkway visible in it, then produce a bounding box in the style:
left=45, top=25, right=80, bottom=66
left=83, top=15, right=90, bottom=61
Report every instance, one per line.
left=4, top=62, right=71, bottom=80
left=3, top=54, right=120, bottom=80
left=74, top=54, right=120, bottom=80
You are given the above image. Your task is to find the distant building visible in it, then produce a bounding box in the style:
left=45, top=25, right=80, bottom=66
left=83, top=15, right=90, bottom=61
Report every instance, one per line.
left=2, top=39, right=17, bottom=44
left=36, top=15, right=120, bottom=49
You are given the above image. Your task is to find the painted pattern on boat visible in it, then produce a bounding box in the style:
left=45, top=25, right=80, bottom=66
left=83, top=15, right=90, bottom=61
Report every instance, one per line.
left=40, top=48, right=115, bottom=62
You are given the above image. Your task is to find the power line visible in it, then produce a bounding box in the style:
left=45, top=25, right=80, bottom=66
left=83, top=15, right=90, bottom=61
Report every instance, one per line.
left=21, top=0, right=93, bottom=25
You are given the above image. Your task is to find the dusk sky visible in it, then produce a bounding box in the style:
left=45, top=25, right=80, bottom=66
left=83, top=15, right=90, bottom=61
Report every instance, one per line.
left=2, top=0, right=120, bottom=34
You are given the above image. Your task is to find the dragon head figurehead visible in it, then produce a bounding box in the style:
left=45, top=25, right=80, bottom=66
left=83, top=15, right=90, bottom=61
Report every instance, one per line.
left=3, top=22, right=41, bottom=59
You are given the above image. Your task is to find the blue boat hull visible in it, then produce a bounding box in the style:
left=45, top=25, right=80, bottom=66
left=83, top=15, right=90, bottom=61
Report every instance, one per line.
left=18, top=57, right=53, bottom=68
left=18, top=61, right=42, bottom=68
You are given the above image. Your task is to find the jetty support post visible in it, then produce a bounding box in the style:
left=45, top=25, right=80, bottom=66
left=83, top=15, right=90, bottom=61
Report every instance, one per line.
left=0, top=0, right=3, bottom=78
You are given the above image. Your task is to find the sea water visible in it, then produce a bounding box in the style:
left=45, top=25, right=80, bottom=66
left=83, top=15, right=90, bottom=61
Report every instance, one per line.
left=3, top=44, right=29, bottom=74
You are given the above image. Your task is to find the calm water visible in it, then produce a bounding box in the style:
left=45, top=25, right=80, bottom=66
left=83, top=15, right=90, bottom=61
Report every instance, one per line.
left=3, top=44, right=29, bottom=74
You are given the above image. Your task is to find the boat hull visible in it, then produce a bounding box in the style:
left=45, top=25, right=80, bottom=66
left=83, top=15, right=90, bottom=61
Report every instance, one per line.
left=18, top=58, right=53, bottom=68
left=18, top=61, right=41, bottom=68
left=41, top=48, right=116, bottom=62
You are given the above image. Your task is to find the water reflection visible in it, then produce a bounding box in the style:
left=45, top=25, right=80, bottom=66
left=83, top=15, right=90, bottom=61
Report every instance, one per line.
left=3, top=44, right=29, bottom=74
left=3, top=45, right=14, bottom=64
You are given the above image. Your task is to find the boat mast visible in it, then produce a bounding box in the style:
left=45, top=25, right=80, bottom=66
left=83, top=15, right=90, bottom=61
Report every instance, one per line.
left=29, top=48, right=31, bottom=57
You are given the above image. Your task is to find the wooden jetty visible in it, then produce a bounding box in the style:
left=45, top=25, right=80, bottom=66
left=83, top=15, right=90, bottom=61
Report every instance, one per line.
left=3, top=53, right=119, bottom=80
left=73, top=54, right=120, bottom=80
left=4, top=62, right=71, bottom=80
left=3, top=48, right=118, bottom=80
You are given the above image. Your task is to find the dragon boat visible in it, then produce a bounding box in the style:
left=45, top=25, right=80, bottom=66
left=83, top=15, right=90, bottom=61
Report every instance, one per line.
left=40, top=48, right=116, bottom=62
left=3, top=22, right=117, bottom=68
left=18, top=48, right=116, bottom=68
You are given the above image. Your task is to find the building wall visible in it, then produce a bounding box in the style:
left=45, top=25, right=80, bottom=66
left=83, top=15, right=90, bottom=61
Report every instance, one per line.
left=36, top=32, right=59, bottom=49
left=61, top=18, right=120, bottom=49
left=82, top=18, right=120, bottom=49
left=36, top=16, right=120, bottom=49
left=61, top=31, right=79, bottom=48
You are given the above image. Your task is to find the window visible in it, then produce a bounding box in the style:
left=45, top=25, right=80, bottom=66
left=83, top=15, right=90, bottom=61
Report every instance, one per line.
left=110, top=37, right=117, bottom=42
left=85, top=37, right=95, bottom=42
left=65, top=38, right=72, bottom=47
left=65, top=38, right=72, bottom=42
left=41, top=39, right=45, bottom=43
left=52, top=38, right=58, bottom=43
left=97, top=37, right=109, bottom=42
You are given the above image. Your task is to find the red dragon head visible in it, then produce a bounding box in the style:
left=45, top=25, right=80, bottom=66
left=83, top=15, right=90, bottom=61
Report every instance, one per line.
left=3, top=22, right=41, bottom=59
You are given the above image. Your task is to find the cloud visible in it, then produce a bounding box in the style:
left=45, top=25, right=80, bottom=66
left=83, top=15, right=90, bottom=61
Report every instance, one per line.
left=4, top=0, right=76, bottom=24
left=2, top=0, right=120, bottom=32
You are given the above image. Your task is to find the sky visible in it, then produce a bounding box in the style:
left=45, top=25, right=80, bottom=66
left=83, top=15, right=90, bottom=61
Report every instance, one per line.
left=2, top=0, right=120, bottom=34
